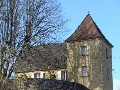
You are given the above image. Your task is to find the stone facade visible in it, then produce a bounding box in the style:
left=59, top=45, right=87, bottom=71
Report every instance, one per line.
left=66, top=38, right=113, bottom=90
left=101, top=39, right=113, bottom=90
left=15, top=69, right=67, bottom=81
left=65, top=14, right=113, bottom=90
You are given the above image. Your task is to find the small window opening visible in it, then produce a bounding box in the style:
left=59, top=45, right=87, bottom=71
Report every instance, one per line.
left=82, top=66, right=88, bottom=76
left=81, top=46, right=87, bottom=56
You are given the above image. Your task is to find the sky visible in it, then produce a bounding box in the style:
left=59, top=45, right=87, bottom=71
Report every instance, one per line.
left=59, top=0, right=120, bottom=90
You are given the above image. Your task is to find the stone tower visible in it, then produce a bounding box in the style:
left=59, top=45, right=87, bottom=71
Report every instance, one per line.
left=65, top=14, right=113, bottom=90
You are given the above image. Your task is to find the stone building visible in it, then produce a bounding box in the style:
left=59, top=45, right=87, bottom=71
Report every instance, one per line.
left=15, top=14, right=113, bottom=90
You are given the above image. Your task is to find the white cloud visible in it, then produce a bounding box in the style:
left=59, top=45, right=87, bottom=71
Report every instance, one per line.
left=113, top=79, right=120, bottom=90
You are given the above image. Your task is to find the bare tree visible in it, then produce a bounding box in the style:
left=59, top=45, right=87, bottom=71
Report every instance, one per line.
left=0, top=0, right=66, bottom=83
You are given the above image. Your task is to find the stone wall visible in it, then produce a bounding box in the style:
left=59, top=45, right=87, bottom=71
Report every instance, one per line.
left=100, top=39, right=113, bottom=90
left=15, top=69, right=67, bottom=80
left=66, top=38, right=113, bottom=90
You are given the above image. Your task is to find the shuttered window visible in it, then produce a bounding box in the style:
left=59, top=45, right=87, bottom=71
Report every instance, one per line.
left=40, top=72, right=45, bottom=78
left=34, top=73, right=39, bottom=78
left=34, top=72, right=45, bottom=78
left=58, top=71, right=67, bottom=80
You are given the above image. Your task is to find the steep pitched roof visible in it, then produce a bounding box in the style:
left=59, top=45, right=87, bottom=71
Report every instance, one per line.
left=65, top=14, right=113, bottom=47
left=14, top=43, right=67, bottom=73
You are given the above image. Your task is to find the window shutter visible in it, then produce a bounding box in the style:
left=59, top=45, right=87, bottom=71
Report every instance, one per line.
left=34, top=73, right=37, bottom=78
left=64, top=71, right=67, bottom=81
left=40, top=72, right=45, bottom=78
left=37, top=73, right=40, bottom=78
left=61, top=71, right=65, bottom=80
left=58, top=71, right=61, bottom=80
left=58, top=71, right=67, bottom=80
left=31, top=72, right=34, bottom=78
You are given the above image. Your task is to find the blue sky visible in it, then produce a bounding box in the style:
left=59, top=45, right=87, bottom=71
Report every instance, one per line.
left=59, top=0, right=120, bottom=90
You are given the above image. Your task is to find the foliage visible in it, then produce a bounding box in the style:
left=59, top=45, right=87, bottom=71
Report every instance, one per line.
left=0, top=0, right=67, bottom=87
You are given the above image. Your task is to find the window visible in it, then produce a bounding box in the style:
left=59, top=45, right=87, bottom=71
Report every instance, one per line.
left=34, top=72, right=45, bottom=78
left=40, top=72, right=45, bottom=78
left=82, top=66, right=88, bottom=76
left=58, top=71, right=67, bottom=80
left=106, top=48, right=108, bottom=59
left=34, top=73, right=40, bottom=78
left=107, top=68, right=109, bottom=80
left=58, top=71, right=62, bottom=80
left=81, top=46, right=87, bottom=56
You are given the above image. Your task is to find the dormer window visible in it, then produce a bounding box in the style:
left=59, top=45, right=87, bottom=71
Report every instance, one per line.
left=81, top=46, right=87, bottom=56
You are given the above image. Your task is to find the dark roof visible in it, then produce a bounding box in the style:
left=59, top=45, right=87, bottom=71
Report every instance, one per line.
left=14, top=43, right=67, bottom=73
left=65, top=14, right=113, bottom=47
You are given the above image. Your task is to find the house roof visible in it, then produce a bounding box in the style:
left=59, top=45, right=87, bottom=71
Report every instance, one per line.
left=14, top=43, right=67, bottom=73
left=65, top=14, right=113, bottom=47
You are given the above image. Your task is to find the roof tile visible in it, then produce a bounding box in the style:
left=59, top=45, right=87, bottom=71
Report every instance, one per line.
left=65, top=14, right=113, bottom=47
